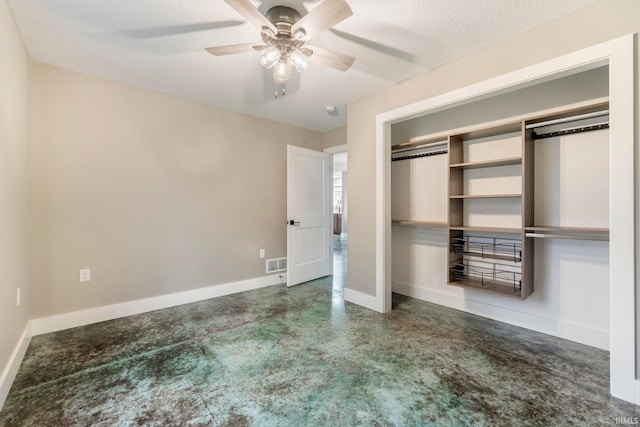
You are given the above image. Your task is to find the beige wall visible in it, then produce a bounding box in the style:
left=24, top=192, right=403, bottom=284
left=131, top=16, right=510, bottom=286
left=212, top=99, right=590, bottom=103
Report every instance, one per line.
left=322, top=126, right=347, bottom=150
left=346, top=0, right=640, bottom=295
left=28, top=63, right=322, bottom=317
left=0, top=0, right=30, bottom=378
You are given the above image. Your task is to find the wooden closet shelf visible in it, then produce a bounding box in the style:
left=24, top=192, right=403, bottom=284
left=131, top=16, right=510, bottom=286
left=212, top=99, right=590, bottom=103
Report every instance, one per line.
left=453, top=121, right=522, bottom=140
left=448, top=279, right=522, bottom=299
left=450, top=194, right=521, bottom=199
left=449, top=157, right=522, bottom=170
left=392, top=220, right=448, bottom=229
left=392, top=138, right=448, bottom=152
left=525, top=100, right=609, bottom=127
left=449, top=226, right=521, bottom=234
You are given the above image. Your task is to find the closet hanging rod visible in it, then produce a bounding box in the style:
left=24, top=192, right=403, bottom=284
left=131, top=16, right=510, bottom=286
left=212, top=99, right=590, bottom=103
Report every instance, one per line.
left=525, top=110, right=609, bottom=129
left=533, top=123, right=609, bottom=140
left=392, top=149, right=448, bottom=162
left=525, top=233, right=609, bottom=241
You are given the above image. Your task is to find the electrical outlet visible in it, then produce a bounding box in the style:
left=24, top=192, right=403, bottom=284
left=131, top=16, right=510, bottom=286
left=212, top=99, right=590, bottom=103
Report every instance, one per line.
left=259, top=249, right=265, bottom=259
left=80, top=268, right=91, bottom=282
left=16, top=288, right=21, bottom=307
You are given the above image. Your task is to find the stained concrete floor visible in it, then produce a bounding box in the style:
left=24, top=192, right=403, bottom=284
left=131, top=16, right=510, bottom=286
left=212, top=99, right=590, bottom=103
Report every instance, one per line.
left=1, top=234, right=639, bottom=426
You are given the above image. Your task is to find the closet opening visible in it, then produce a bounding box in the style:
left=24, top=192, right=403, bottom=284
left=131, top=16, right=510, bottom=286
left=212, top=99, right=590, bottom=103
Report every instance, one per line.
left=375, top=35, right=635, bottom=403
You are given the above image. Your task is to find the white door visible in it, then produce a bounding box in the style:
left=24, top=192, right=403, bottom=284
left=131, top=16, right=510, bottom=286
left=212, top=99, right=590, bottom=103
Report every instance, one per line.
left=287, top=145, right=332, bottom=286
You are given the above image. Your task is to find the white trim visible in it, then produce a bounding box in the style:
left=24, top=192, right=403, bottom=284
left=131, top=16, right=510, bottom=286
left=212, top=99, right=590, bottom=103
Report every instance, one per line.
left=31, top=274, right=285, bottom=336
left=344, top=287, right=380, bottom=312
left=323, top=144, right=347, bottom=154
left=375, top=34, right=636, bottom=403
left=393, top=283, right=609, bottom=350
left=607, top=34, right=636, bottom=403
left=0, top=322, right=32, bottom=410
left=375, top=120, right=392, bottom=313
left=634, top=380, right=640, bottom=406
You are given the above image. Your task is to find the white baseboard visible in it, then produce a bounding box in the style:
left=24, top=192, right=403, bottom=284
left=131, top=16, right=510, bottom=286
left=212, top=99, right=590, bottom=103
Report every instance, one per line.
left=635, top=380, right=640, bottom=405
left=31, top=274, right=286, bottom=336
left=393, top=282, right=609, bottom=350
left=0, top=322, right=32, bottom=410
left=344, top=287, right=381, bottom=312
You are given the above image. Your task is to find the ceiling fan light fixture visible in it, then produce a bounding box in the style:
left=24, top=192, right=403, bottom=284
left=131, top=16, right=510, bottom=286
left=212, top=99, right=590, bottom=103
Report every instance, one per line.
left=261, top=27, right=276, bottom=38
left=293, top=28, right=306, bottom=41
left=259, top=45, right=281, bottom=68
left=289, top=48, right=310, bottom=72
left=207, top=0, right=356, bottom=89
left=273, top=60, right=292, bottom=83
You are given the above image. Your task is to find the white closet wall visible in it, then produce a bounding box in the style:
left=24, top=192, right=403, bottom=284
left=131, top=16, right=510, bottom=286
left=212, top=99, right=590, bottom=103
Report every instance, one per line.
left=392, top=152, right=448, bottom=292
left=532, top=125, right=610, bottom=343
left=534, top=128, right=609, bottom=228
left=391, top=154, right=447, bottom=222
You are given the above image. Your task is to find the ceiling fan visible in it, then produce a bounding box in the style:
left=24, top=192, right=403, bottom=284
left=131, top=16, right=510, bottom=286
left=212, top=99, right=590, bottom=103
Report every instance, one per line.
left=205, top=0, right=355, bottom=85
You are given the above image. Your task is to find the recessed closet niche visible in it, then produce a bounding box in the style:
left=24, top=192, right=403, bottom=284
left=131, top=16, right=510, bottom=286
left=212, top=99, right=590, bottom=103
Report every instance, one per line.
left=390, top=66, right=610, bottom=349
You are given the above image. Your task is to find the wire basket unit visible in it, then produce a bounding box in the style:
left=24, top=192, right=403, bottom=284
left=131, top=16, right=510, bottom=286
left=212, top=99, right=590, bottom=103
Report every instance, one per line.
left=449, top=259, right=522, bottom=297
left=450, top=236, right=522, bottom=263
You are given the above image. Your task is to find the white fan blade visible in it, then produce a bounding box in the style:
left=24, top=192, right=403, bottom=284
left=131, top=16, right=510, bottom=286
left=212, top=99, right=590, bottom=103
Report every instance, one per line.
left=121, top=21, right=244, bottom=38
left=306, top=45, right=354, bottom=72
left=224, top=0, right=277, bottom=33
left=205, top=43, right=264, bottom=56
left=292, top=0, right=353, bottom=41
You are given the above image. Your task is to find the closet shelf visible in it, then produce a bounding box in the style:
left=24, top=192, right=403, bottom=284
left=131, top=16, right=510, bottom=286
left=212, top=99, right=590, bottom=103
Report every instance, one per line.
left=449, top=278, right=522, bottom=299
left=525, top=100, right=609, bottom=127
left=392, top=138, right=447, bottom=152
left=524, top=226, right=609, bottom=241
left=453, top=121, right=522, bottom=140
left=449, top=260, right=522, bottom=298
left=449, top=226, right=521, bottom=234
left=449, top=194, right=521, bottom=199
left=449, top=157, right=522, bottom=170
left=392, top=220, right=448, bottom=230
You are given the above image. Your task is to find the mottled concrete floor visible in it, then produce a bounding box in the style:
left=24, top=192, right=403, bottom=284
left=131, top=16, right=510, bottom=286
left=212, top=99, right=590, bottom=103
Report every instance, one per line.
left=2, top=235, right=639, bottom=426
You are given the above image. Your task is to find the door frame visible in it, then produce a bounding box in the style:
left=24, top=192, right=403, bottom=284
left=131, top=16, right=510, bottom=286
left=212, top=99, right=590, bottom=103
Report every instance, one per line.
left=324, top=144, right=348, bottom=238
left=375, top=35, right=636, bottom=402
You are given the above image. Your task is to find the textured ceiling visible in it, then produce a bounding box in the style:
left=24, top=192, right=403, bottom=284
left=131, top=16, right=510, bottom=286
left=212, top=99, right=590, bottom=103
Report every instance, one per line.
left=8, top=0, right=599, bottom=131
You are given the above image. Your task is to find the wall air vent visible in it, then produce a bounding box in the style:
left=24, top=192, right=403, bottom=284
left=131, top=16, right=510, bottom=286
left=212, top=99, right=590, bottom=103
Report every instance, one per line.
left=266, top=257, right=287, bottom=273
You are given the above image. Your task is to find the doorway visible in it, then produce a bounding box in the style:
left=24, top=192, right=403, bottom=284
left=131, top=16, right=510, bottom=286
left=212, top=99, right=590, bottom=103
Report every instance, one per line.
left=325, top=145, right=348, bottom=298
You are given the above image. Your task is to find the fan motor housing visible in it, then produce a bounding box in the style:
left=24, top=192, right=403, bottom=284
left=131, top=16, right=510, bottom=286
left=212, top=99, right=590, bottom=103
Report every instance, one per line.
left=266, top=6, right=301, bottom=34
